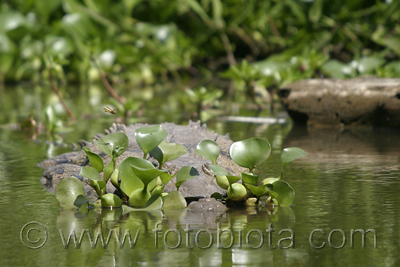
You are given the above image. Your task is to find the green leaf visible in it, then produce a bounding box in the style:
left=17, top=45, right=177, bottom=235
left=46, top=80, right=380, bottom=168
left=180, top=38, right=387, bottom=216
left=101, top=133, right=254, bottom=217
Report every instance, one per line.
left=74, top=195, right=90, bottom=208
left=97, top=180, right=106, bottom=189
left=175, top=166, right=199, bottom=190
left=230, top=137, right=271, bottom=171
left=128, top=188, right=151, bottom=207
left=160, top=172, right=175, bottom=185
left=281, top=147, right=306, bottom=170
left=122, top=195, right=163, bottom=212
left=357, top=57, right=385, bottom=74
left=0, top=34, right=16, bottom=74
left=151, top=185, right=164, bottom=196
left=94, top=132, right=129, bottom=159
left=212, top=0, right=224, bottom=28
left=101, top=193, right=123, bottom=208
left=211, top=192, right=224, bottom=200
left=241, top=172, right=259, bottom=186
left=195, top=140, right=220, bottom=165
left=119, top=157, right=144, bottom=196
left=135, top=125, right=168, bottom=157
left=150, top=141, right=188, bottom=167
left=80, top=166, right=101, bottom=181
left=261, top=177, right=280, bottom=185
left=103, top=161, right=114, bottom=182
left=147, top=176, right=160, bottom=192
left=269, top=180, right=295, bottom=207
left=286, top=0, right=307, bottom=24
left=226, top=175, right=241, bottom=185
left=386, top=35, right=400, bottom=57
left=215, top=175, right=229, bottom=190
left=309, top=0, right=323, bottom=23
left=208, top=165, right=229, bottom=176
left=127, top=157, right=167, bottom=186
left=245, top=184, right=269, bottom=198
left=131, top=165, right=167, bottom=186
left=227, top=183, right=247, bottom=201
left=184, top=0, right=211, bottom=24
left=55, top=177, right=85, bottom=210
left=162, top=191, right=187, bottom=210
left=321, top=60, right=348, bottom=78
left=88, top=179, right=104, bottom=197
left=82, top=147, right=104, bottom=173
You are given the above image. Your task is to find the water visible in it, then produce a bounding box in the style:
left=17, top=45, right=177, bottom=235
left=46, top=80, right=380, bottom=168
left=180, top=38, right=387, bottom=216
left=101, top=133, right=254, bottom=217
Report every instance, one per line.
left=0, top=85, right=400, bottom=266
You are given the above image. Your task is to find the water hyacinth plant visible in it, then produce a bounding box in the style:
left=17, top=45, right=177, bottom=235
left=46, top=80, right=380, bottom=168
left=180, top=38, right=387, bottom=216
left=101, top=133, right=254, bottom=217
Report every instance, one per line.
left=195, top=138, right=306, bottom=207
left=54, top=124, right=197, bottom=211
left=54, top=124, right=305, bottom=210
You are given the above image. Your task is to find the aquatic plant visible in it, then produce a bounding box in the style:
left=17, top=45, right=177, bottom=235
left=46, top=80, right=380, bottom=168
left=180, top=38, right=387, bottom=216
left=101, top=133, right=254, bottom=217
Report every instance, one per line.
left=54, top=124, right=305, bottom=210
left=195, top=138, right=306, bottom=207
left=55, top=125, right=197, bottom=210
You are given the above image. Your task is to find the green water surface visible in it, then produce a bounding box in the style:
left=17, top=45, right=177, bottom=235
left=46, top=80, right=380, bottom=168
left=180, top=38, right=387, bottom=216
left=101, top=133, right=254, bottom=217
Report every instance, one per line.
left=0, top=86, right=399, bottom=266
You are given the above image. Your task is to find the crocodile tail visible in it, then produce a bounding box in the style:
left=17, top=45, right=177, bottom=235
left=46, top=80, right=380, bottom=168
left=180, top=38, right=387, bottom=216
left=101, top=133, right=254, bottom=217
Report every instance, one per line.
left=105, top=123, right=127, bottom=135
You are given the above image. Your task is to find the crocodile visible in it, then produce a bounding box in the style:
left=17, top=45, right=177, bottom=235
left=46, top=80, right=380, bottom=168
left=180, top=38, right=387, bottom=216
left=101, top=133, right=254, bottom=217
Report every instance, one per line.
left=38, top=120, right=246, bottom=201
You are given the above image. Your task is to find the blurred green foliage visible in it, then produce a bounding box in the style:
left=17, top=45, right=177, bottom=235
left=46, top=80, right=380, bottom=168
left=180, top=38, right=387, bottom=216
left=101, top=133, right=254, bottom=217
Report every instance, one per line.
left=1, top=0, right=400, bottom=86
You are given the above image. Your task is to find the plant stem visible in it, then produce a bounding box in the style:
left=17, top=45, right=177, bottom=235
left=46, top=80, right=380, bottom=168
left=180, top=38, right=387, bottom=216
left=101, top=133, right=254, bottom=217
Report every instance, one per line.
left=49, top=70, right=75, bottom=121
left=91, top=56, right=124, bottom=106
left=220, top=33, right=236, bottom=66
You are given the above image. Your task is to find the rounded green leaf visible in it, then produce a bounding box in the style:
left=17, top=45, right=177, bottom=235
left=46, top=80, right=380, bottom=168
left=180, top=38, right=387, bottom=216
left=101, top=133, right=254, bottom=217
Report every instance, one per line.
left=270, top=180, right=295, bottom=207
left=281, top=147, right=306, bottom=170
left=162, top=191, right=187, bottom=210
left=261, top=177, right=280, bottom=185
left=80, top=166, right=101, bottom=181
left=175, top=166, right=199, bottom=190
left=241, top=172, right=259, bottom=186
left=245, top=184, right=269, bottom=198
left=135, top=125, right=168, bottom=156
left=208, top=165, right=229, bottom=176
left=230, top=138, right=271, bottom=171
left=227, top=183, right=247, bottom=202
left=211, top=192, right=224, bottom=200
left=82, top=147, right=103, bottom=173
left=226, top=175, right=241, bottom=185
left=119, top=157, right=144, bottom=196
left=101, top=193, right=123, bottom=208
left=94, top=132, right=129, bottom=159
left=195, top=140, right=220, bottom=165
left=150, top=141, right=188, bottom=167
left=55, top=177, right=85, bottom=210
left=73, top=195, right=89, bottom=208
left=216, top=175, right=229, bottom=190
left=160, top=172, right=175, bottom=185
left=130, top=157, right=168, bottom=186
left=128, top=188, right=151, bottom=208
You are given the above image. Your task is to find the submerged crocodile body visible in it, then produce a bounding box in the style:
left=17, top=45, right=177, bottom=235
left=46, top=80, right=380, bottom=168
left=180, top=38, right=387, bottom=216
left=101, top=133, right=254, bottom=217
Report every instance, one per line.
left=38, top=121, right=245, bottom=200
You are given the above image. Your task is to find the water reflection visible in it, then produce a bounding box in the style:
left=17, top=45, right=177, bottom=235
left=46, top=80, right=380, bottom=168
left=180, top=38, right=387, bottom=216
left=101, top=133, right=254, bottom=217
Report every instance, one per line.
left=53, top=205, right=299, bottom=266
left=1, top=91, right=400, bottom=266
left=283, top=126, right=400, bottom=165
